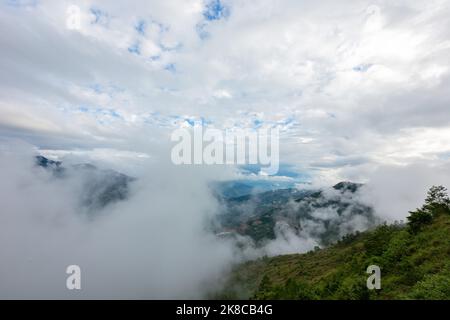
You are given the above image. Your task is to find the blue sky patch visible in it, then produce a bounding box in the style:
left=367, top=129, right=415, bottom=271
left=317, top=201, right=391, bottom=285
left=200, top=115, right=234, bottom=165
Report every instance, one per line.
left=135, top=20, right=146, bottom=35
left=90, top=7, right=109, bottom=25
left=203, top=0, right=230, bottom=21
left=197, top=0, right=230, bottom=39
left=128, top=42, right=140, bottom=55
left=253, top=119, right=263, bottom=128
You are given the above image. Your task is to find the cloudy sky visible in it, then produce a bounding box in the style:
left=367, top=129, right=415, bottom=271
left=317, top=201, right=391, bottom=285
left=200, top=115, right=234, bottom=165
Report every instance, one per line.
left=1, top=0, right=450, bottom=182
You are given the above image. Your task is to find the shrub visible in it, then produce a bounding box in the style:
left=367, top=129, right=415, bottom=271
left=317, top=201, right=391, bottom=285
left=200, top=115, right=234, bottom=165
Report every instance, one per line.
left=407, top=209, right=433, bottom=234
left=334, top=276, right=370, bottom=300
left=407, top=273, right=450, bottom=299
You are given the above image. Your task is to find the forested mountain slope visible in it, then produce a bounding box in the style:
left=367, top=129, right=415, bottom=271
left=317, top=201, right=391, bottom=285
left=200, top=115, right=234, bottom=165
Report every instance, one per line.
left=217, top=186, right=450, bottom=300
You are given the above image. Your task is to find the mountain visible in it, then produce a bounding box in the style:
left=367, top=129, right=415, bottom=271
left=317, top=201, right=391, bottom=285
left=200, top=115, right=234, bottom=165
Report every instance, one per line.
left=35, top=156, right=376, bottom=246
left=35, top=155, right=134, bottom=211
left=215, top=196, right=450, bottom=300
left=35, top=155, right=64, bottom=175
left=214, top=182, right=378, bottom=246
left=211, top=179, right=297, bottom=199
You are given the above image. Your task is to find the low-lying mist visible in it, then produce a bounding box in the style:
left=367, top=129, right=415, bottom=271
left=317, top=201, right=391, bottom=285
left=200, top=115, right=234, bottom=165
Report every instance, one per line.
left=0, top=144, right=236, bottom=299
left=1, top=142, right=448, bottom=299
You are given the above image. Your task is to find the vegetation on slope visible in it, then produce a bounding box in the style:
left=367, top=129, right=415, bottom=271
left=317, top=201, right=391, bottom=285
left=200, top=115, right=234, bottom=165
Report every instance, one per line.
left=218, top=186, right=450, bottom=300
left=216, top=182, right=377, bottom=246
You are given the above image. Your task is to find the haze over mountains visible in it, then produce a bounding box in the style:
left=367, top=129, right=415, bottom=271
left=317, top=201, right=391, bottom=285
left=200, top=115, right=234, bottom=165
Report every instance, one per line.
left=1, top=139, right=449, bottom=299
left=215, top=181, right=378, bottom=248
left=35, top=155, right=377, bottom=252
left=36, top=155, right=134, bottom=211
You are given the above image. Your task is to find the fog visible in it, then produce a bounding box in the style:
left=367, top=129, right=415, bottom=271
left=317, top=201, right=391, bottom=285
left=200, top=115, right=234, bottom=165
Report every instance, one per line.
left=1, top=141, right=449, bottom=298
left=359, top=162, right=450, bottom=222
left=0, top=143, right=236, bottom=299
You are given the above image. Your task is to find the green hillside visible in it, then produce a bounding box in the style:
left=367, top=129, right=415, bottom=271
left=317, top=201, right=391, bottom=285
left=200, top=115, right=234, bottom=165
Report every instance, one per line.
left=217, top=186, right=450, bottom=300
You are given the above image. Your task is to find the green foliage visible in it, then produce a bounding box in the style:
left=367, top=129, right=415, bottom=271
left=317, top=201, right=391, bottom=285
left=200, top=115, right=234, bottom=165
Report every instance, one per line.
left=334, top=275, right=370, bottom=300
left=424, top=185, right=450, bottom=213
left=219, top=186, right=450, bottom=300
left=254, top=274, right=276, bottom=299
left=407, top=209, right=433, bottom=234
left=363, top=223, right=398, bottom=256
left=381, top=230, right=409, bottom=265
left=255, top=277, right=318, bottom=300
left=338, top=231, right=361, bottom=245
left=407, top=271, right=450, bottom=299
left=407, top=185, right=450, bottom=233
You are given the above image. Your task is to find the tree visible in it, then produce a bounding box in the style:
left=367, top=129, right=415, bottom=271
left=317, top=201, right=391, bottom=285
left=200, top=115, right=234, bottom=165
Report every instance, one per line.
left=408, top=273, right=450, bottom=299
left=281, top=278, right=317, bottom=300
left=254, top=274, right=276, bottom=299
left=407, top=185, right=449, bottom=233
left=422, top=185, right=450, bottom=216
left=407, top=208, right=432, bottom=233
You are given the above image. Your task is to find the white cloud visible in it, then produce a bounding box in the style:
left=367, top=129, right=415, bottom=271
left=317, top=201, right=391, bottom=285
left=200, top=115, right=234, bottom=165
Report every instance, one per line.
left=1, top=1, right=449, bottom=177
left=0, top=144, right=237, bottom=298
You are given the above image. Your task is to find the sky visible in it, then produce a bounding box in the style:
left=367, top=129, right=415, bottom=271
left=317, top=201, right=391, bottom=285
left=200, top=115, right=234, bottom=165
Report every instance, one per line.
left=1, top=0, right=450, bottom=183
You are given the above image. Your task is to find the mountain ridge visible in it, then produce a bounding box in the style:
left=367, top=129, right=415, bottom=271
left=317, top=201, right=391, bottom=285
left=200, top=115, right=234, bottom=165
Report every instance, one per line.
left=215, top=191, right=450, bottom=300
left=35, top=155, right=134, bottom=211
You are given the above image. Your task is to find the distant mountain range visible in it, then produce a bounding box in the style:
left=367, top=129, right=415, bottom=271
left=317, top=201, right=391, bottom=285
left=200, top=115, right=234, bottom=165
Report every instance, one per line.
left=214, top=180, right=377, bottom=246
left=35, top=155, right=376, bottom=245
left=210, top=179, right=298, bottom=199
left=35, top=155, right=134, bottom=211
